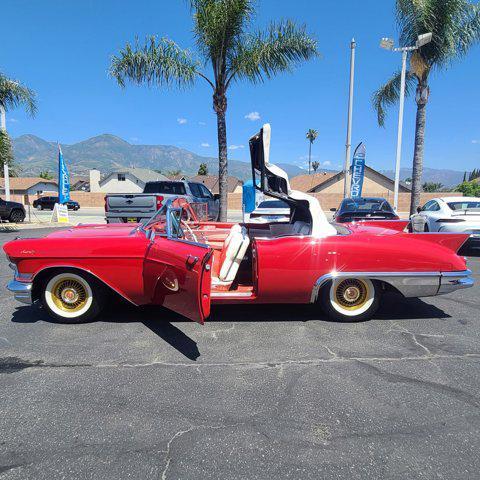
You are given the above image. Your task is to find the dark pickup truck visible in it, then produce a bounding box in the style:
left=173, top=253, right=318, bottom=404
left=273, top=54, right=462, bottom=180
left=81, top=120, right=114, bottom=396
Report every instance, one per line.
left=0, top=198, right=26, bottom=223
left=105, top=180, right=220, bottom=223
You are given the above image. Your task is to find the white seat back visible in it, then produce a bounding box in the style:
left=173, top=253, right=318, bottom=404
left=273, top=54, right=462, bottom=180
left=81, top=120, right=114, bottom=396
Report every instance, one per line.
left=218, top=225, right=250, bottom=283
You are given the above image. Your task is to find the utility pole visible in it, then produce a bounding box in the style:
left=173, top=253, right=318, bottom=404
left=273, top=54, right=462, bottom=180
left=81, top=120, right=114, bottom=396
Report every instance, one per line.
left=343, top=38, right=356, bottom=198
left=0, top=105, right=11, bottom=201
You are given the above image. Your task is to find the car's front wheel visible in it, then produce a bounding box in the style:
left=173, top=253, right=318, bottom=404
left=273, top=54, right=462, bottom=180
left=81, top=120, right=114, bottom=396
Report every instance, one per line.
left=321, top=278, right=380, bottom=322
left=41, top=271, right=105, bottom=323
left=36, top=204, right=43, bottom=211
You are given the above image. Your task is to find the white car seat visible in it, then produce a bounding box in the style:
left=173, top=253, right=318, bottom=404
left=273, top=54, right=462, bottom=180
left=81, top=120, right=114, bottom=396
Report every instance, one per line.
left=292, top=221, right=311, bottom=235
left=213, top=224, right=250, bottom=284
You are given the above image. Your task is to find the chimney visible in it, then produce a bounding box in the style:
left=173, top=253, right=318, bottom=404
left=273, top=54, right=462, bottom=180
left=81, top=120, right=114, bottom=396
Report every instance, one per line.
left=89, top=169, right=101, bottom=192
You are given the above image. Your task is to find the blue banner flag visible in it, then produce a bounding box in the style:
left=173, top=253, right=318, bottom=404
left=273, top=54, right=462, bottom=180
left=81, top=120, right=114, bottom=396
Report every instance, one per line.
left=350, top=143, right=366, bottom=199
left=58, top=144, right=70, bottom=204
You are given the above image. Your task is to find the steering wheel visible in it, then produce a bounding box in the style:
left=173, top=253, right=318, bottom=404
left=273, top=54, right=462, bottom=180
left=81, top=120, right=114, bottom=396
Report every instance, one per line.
left=181, top=220, right=198, bottom=243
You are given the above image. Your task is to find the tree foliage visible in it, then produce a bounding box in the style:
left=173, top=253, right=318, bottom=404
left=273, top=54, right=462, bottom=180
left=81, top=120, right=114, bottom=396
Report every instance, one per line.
left=197, top=163, right=208, bottom=175
left=455, top=180, right=480, bottom=197
left=0, top=73, right=37, bottom=116
left=39, top=170, right=54, bottom=180
left=311, top=160, right=320, bottom=173
left=422, top=181, right=443, bottom=192
left=0, top=130, right=19, bottom=177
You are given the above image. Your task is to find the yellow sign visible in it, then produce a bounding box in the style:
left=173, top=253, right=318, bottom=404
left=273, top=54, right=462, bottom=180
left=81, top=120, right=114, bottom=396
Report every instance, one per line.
left=51, top=203, right=69, bottom=223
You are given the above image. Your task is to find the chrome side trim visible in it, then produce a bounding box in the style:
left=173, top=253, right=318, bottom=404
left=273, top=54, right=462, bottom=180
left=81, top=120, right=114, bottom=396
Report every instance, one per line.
left=7, top=280, right=32, bottom=305
left=310, top=270, right=474, bottom=303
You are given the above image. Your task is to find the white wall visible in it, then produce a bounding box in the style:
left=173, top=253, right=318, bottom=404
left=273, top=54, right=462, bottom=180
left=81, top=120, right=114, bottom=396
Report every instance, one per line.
left=26, top=183, right=58, bottom=195
left=100, top=172, right=145, bottom=193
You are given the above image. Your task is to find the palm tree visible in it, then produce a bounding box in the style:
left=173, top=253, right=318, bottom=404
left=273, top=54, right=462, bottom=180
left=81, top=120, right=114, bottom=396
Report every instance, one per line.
left=372, top=0, right=480, bottom=215
left=0, top=73, right=37, bottom=126
left=311, top=160, right=320, bottom=173
left=110, top=0, right=319, bottom=221
left=306, top=129, right=318, bottom=174
left=0, top=73, right=35, bottom=178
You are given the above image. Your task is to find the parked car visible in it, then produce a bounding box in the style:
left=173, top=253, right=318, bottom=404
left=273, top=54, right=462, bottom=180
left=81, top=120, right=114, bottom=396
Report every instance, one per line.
left=32, top=197, right=80, bottom=211
left=105, top=180, right=219, bottom=224
left=248, top=199, right=290, bottom=223
left=410, top=196, right=480, bottom=250
left=332, top=197, right=399, bottom=223
left=4, top=124, right=473, bottom=325
left=0, top=198, right=26, bottom=223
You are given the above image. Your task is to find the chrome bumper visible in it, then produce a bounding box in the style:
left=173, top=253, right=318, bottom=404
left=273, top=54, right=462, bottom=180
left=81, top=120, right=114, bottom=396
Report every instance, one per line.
left=311, top=269, right=474, bottom=302
left=7, top=280, right=33, bottom=304
left=438, top=270, right=474, bottom=295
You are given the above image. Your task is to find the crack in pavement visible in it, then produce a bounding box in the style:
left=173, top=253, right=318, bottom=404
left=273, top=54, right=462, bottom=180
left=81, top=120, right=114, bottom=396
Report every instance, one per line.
left=2, top=351, right=480, bottom=375
left=356, top=361, right=480, bottom=409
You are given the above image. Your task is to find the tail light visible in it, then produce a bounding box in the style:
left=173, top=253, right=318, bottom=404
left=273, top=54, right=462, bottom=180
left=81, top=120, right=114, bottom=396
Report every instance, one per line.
left=156, top=195, right=164, bottom=210
left=104, top=196, right=108, bottom=212
left=436, top=218, right=465, bottom=223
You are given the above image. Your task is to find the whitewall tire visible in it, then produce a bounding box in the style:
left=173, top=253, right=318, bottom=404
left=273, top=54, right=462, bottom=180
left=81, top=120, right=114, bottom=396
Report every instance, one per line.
left=321, top=278, right=380, bottom=322
left=41, top=271, right=104, bottom=323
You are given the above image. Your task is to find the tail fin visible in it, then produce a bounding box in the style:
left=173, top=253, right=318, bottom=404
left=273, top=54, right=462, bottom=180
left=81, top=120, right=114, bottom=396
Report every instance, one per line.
left=412, top=233, right=469, bottom=253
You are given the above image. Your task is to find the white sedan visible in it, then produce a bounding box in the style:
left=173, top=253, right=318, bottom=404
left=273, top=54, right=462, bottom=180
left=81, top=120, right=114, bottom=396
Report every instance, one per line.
left=410, top=196, right=480, bottom=249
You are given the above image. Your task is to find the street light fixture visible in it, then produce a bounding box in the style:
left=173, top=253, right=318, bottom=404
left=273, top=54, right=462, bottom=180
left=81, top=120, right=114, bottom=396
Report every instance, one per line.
left=380, top=32, right=432, bottom=212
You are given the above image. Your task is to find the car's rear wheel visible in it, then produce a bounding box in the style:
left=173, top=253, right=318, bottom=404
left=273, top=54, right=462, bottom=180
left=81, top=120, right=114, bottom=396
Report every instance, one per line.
left=321, top=278, right=380, bottom=322
left=9, top=209, right=25, bottom=223
left=36, top=204, right=43, bottom=211
left=41, top=271, right=105, bottom=323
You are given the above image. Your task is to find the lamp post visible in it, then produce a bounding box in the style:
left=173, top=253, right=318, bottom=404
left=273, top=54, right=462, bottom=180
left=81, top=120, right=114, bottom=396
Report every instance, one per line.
left=343, top=38, right=356, bottom=198
left=380, top=32, right=432, bottom=211
left=0, top=105, right=11, bottom=201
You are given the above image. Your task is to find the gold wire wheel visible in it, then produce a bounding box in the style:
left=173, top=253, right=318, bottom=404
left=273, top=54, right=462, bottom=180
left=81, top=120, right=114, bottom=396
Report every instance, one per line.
left=334, top=279, right=369, bottom=310
left=51, top=278, right=88, bottom=312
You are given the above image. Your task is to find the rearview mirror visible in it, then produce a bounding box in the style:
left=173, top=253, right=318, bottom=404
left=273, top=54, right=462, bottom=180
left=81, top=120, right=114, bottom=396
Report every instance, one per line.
left=416, top=206, right=422, bottom=213
left=213, top=194, right=220, bottom=202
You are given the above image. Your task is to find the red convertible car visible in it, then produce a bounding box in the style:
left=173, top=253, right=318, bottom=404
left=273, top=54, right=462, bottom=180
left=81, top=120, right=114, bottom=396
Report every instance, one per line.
left=4, top=125, right=473, bottom=324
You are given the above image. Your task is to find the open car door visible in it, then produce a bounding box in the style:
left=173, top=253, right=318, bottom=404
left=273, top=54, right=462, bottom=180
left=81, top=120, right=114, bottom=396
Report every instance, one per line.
left=249, top=123, right=290, bottom=200
left=143, top=202, right=213, bottom=324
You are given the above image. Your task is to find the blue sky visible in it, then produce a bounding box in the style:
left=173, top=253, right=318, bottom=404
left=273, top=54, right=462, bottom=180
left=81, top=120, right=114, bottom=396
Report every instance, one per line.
left=2, top=0, right=480, bottom=173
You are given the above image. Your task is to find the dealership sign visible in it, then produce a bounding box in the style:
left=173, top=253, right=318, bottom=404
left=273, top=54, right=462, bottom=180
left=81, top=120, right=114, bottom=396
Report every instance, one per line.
left=350, top=143, right=366, bottom=199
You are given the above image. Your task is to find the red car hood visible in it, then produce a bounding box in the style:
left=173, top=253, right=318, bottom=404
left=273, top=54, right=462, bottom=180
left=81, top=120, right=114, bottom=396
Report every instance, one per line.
left=45, top=223, right=140, bottom=239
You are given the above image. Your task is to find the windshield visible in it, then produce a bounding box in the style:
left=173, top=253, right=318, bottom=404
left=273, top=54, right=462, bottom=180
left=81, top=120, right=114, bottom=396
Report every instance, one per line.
left=447, top=201, right=480, bottom=211
left=339, top=198, right=394, bottom=214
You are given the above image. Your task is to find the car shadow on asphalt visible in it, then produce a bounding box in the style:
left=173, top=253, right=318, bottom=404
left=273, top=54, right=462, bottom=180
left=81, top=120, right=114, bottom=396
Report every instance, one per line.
left=10, top=293, right=449, bottom=360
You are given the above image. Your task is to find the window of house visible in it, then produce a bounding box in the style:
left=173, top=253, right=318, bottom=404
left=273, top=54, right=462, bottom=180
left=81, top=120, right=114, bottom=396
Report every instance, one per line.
left=118, top=174, right=126, bottom=181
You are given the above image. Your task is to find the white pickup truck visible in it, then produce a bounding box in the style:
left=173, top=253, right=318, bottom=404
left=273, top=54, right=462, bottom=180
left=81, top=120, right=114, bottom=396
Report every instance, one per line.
left=105, top=180, right=219, bottom=223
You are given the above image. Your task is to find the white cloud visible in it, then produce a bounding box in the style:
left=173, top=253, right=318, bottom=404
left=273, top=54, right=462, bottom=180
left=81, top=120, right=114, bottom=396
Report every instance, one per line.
left=322, top=160, right=331, bottom=167
left=8, top=118, right=19, bottom=123
left=198, top=121, right=206, bottom=126
left=244, top=111, right=260, bottom=121
left=200, top=142, right=210, bottom=147
left=472, top=139, right=479, bottom=144
left=298, top=154, right=319, bottom=161
left=229, top=144, right=245, bottom=150
left=130, top=137, right=140, bottom=142
left=177, top=118, right=188, bottom=125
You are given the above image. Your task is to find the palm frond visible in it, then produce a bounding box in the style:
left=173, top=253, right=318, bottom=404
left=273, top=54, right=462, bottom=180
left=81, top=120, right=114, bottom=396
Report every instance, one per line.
left=372, top=70, right=417, bottom=127
left=192, top=0, right=254, bottom=83
left=227, top=20, right=318, bottom=86
left=0, top=73, right=37, bottom=117
left=110, top=36, right=200, bottom=89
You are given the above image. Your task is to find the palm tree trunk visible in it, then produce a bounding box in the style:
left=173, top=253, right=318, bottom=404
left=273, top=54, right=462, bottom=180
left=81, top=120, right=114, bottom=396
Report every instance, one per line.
left=409, top=83, right=429, bottom=216
left=214, top=92, right=228, bottom=222
left=308, top=141, right=312, bottom=175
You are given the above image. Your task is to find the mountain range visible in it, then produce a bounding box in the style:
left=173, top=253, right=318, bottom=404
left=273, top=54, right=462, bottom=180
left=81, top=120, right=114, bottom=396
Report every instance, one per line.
left=11, top=134, right=305, bottom=181
left=12, top=133, right=467, bottom=187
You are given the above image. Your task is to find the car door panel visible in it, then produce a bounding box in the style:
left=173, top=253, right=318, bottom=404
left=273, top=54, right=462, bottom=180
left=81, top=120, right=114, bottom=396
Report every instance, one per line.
left=143, top=236, right=213, bottom=324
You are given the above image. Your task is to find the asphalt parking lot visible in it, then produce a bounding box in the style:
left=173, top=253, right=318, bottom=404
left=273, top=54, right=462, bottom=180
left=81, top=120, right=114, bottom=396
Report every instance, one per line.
left=1, top=228, right=479, bottom=479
